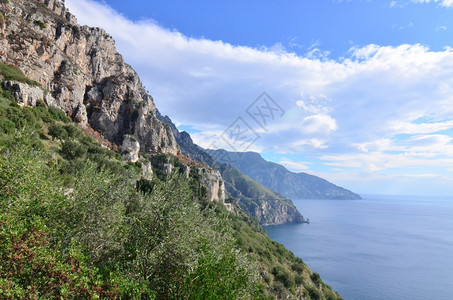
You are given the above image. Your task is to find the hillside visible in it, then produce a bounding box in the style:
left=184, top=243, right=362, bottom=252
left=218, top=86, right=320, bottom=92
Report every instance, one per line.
left=208, top=150, right=362, bottom=200
left=0, top=0, right=341, bottom=299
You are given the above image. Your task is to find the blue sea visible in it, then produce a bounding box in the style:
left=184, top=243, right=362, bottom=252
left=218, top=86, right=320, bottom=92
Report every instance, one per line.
left=265, top=195, right=453, bottom=300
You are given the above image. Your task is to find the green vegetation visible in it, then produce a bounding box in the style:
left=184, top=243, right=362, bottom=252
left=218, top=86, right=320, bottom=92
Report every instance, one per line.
left=33, top=19, right=46, bottom=30
left=0, top=91, right=260, bottom=298
left=0, top=78, right=341, bottom=299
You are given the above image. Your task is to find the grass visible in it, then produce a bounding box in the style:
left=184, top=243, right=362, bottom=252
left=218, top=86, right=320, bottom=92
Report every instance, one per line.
left=0, top=62, right=41, bottom=86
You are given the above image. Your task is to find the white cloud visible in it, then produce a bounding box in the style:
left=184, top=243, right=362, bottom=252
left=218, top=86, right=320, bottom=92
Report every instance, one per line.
left=301, top=114, right=338, bottom=134
left=279, top=158, right=310, bottom=171
left=353, top=139, right=394, bottom=153
left=321, top=150, right=453, bottom=172
left=404, top=134, right=452, bottom=147
left=65, top=0, right=453, bottom=195
left=292, top=139, right=328, bottom=150
left=413, top=0, right=453, bottom=7
left=389, top=119, right=453, bottom=134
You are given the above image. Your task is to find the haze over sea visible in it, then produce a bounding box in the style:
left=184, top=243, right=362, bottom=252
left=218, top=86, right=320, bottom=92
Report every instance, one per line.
left=265, top=195, right=453, bottom=300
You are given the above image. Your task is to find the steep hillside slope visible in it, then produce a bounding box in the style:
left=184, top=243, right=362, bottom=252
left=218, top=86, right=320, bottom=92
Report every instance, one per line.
left=208, top=149, right=362, bottom=200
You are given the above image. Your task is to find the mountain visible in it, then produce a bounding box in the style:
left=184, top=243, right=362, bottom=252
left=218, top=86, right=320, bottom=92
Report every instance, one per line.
left=208, top=149, right=362, bottom=200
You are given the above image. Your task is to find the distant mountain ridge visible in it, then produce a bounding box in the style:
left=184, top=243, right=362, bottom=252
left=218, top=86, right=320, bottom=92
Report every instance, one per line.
left=207, top=149, right=362, bottom=200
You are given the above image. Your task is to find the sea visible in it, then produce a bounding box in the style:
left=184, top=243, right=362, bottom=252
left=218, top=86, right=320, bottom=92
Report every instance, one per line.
left=264, top=195, right=453, bottom=300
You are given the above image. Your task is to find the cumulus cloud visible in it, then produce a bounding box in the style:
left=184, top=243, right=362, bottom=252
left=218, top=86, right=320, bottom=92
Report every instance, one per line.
left=65, top=0, right=453, bottom=195
left=301, top=114, right=338, bottom=134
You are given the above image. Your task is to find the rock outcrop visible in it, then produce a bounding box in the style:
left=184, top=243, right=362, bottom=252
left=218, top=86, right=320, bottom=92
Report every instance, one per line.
left=256, top=199, right=305, bottom=226
left=198, top=167, right=225, bottom=203
left=0, top=0, right=178, bottom=155
left=2, top=80, right=58, bottom=107
left=121, top=135, right=140, bottom=163
left=141, top=161, right=153, bottom=181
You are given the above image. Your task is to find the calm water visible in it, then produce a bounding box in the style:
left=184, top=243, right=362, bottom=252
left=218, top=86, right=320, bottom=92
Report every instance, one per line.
left=265, top=195, right=453, bottom=300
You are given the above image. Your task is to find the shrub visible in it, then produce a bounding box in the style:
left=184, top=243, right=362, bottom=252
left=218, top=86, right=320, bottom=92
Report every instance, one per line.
left=272, top=266, right=295, bottom=288
left=0, top=88, right=14, bottom=102
left=311, top=272, right=321, bottom=285
left=0, top=224, right=120, bottom=299
left=48, top=123, right=67, bottom=140
left=5, top=106, right=26, bottom=128
left=291, top=258, right=305, bottom=273
left=33, top=19, right=47, bottom=30
left=63, top=124, right=80, bottom=139
left=22, top=107, right=40, bottom=128
left=48, top=106, right=69, bottom=122
left=34, top=105, right=53, bottom=123
left=0, top=118, right=15, bottom=134
left=295, top=274, right=304, bottom=285
left=60, top=140, right=87, bottom=159
left=305, top=285, right=322, bottom=300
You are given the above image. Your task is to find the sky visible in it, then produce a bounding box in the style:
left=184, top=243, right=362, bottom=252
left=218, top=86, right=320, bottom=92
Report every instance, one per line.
left=65, top=0, right=453, bottom=196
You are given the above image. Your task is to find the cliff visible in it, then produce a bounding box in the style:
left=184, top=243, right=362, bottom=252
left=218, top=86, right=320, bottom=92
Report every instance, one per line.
left=0, top=0, right=178, bottom=154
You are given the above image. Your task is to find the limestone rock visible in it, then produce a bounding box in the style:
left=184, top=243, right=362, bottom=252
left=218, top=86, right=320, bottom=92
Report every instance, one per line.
left=199, top=167, right=225, bottom=203
left=163, top=163, right=173, bottom=175
left=2, top=80, right=57, bottom=107
left=141, top=162, right=153, bottom=181
left=121, top=135, right=140, bottom=163
left=255, top=199, right=305, bottom=226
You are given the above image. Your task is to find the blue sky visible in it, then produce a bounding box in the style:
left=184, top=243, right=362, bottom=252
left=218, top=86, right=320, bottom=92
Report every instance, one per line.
left=66, top=0, right=453, bottom=196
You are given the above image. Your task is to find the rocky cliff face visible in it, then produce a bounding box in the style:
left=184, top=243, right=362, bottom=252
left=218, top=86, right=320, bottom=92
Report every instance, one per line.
left=198, top=167, right=225, bottom=203
left=257, top=199, right=304, bottom=225
left=0, top=0, right=178, bottom=155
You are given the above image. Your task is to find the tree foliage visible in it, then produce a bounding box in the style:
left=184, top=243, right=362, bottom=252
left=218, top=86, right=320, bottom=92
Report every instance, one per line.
left=0, top=135, right=259, bottom=299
